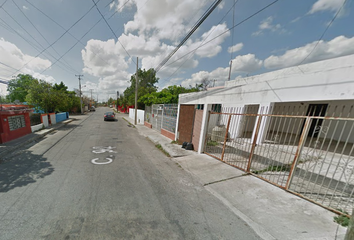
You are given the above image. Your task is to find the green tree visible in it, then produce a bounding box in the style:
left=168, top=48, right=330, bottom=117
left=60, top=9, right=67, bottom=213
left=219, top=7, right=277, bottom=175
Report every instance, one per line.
left=26, top=79, right=71, bottom=113
left=140, top=85, right=200, bottom=106
left=123, top=68, right=159, bottom=109
left=7, top=74, right=36, bottom=102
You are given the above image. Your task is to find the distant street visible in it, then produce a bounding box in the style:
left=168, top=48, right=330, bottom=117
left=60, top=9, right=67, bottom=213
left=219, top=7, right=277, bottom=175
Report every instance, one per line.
left=0, top=107, right=261, bottom=240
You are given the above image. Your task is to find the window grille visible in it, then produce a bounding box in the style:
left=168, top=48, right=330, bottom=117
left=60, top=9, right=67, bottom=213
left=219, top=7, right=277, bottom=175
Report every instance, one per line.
left=8, top=115, right=26, bottom=131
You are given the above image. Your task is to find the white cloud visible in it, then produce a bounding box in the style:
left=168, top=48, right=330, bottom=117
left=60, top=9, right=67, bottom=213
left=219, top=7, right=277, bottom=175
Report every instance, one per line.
left=81, top=39, right=132, bottom=94
left=231, top=54, right=263, bottom=73
left=264, top=35, right=354, bottom=69
left=308, top=0, right=345, bottom=14
left=22, top=5, right=28, bottom=10
left=0, top=38, right=52, bottom=82
left=181, top=54, right=263, bottom=87
left=122, top=0, right=210, bottom=42
left=228, top=43, right=243, bottom=53
left=252, top=16, right=286, bottom=36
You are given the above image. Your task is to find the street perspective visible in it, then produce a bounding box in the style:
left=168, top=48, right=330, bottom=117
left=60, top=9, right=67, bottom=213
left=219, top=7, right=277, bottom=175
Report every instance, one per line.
left=0, top=0, right=354, bottom=239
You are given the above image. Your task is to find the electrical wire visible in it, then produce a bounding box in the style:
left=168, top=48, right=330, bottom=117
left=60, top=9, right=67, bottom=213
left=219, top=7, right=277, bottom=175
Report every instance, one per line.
left=159, top=0, right=241, bottom=85
left=155, top=0, right=222, bottom=73
left=298, top=0, right=347, bottom=65
left=10, top=0, right=78, bottom=74
left=92, top=0, right=136, bottom=64
left=163, top=0, right=279, bottom=70
left=7, top=1, right=101, bottom=78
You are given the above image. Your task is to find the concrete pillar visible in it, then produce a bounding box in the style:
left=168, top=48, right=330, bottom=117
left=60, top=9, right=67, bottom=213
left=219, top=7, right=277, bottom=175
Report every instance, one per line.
left=174, top=103, right=181, bottom=141
left=198, top=104, right=212, bottom=154
left=252, top=103, right=275, bottom=144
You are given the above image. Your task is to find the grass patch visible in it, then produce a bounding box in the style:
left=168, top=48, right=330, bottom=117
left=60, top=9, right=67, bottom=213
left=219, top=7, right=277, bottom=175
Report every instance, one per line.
left=252, top=165, right=292, bottom=174
left=207, top=140, right=219, bottom=146
left=171, top=140, right=178, bottom=144
left=334, top=209, right=350, bottom=227
left=155, top=144, right=171, bottom=157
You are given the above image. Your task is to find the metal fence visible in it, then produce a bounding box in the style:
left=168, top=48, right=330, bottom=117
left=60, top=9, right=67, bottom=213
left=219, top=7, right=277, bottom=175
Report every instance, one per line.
left=205, top=105, right=354, bottom=216
left=144, top=104, right=178, bottom=133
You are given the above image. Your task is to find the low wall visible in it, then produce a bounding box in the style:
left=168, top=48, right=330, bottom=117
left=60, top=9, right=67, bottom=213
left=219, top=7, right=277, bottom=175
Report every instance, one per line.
left=56, top=112, right=69, bottom=123
left=161, top=128, right=175, bottom=141
left=129, top=108, right=145, bottom=124
left=144, top=121, right=152, bottom=128
left=31, top=123, right=44, bottom=132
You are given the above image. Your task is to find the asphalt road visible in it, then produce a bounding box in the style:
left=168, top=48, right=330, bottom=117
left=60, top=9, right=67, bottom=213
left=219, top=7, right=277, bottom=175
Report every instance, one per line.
left=0, top=107, right=262, bottom=240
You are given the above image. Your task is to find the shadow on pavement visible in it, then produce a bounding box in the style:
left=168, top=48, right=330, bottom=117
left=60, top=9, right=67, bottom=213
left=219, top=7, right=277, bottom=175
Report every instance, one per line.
left=0, top=151, right=53, bottom=192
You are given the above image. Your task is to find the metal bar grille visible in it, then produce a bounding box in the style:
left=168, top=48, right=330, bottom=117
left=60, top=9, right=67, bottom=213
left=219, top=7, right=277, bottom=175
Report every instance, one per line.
left=204, top=104, right=354, bottom=216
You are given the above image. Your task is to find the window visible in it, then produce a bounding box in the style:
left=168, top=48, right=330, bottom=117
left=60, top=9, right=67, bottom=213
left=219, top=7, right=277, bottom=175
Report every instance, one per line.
left=211, top=104, right=221, bottom=113
left=8, top=115, right=26, bottom=131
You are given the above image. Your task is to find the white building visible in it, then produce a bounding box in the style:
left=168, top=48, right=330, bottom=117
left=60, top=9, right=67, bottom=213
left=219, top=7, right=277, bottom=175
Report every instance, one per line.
left=177, top=54, right=354, bottom=154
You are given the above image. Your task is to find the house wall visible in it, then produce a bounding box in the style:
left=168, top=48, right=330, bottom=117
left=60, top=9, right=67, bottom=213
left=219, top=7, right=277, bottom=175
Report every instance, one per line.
left=179, top=54, right=354, bottom=152
left=180, top=54, right=354, bottom=106
left=0, top=112, right=32, bottom=144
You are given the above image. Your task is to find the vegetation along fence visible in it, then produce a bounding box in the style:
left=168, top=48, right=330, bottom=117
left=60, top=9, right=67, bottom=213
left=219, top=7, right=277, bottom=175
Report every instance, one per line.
left=144, top=104, right=178, bottom=133
left=205, top=105, right=354, bottom=217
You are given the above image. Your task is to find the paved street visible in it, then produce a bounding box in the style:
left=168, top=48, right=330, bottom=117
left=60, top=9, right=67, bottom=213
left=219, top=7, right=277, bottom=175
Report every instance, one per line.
left=0, top=107, right=261, bottom=240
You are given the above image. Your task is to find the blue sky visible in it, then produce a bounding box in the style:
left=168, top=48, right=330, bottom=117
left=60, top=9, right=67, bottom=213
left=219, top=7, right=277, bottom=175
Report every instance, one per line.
left=0, top=0, right=353, bottom=102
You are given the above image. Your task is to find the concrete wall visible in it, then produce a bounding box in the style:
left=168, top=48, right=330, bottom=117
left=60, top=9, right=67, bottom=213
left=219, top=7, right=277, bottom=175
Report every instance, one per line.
left=129, top=108, right=144, bottom=124
left=31, top=123, right=44, bottom=132
left=56, top=112, right=69, bottom=123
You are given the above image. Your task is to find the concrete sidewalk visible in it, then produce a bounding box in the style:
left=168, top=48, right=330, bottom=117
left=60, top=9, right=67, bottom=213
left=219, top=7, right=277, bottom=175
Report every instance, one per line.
left=124, top=115, right=348, bottom=240
left=0, top=115, right=86, bottom=159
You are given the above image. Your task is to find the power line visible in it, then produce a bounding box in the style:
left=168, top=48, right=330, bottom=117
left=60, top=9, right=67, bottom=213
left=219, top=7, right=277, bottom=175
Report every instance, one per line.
left=155, top=0, right=222, bottom=73
left=163, top=0, right=279, bottom=71
left=159, top=0, right=240, bottom=85
left=8, top=1, right=101, bottom=78
left=160, top=0, right=276, bottom=85
left=9, top=0, right=78, bottom=75
left=299, top=0, right=347, bottom=65
left=92, top=0, right=135, bottom=64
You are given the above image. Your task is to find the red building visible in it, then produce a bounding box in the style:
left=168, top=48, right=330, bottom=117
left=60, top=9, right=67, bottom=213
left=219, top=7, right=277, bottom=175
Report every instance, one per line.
left=0, top=104, right=33, bottom=144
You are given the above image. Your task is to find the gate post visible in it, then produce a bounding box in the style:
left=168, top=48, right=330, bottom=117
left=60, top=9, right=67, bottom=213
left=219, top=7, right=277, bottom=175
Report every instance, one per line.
left=221, top=114, right=232, bottom=161
left=247, top=115, right=262, bottom=172
left=286, top=117, right=312, bottom=189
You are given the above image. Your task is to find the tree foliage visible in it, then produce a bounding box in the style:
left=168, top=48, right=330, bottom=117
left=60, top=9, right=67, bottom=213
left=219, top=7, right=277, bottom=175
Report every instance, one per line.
left=123, top=68, right=159, bottom=109
left=139, top=85, right=201, bottom=106
left=7, top=74, right=36, bottom=102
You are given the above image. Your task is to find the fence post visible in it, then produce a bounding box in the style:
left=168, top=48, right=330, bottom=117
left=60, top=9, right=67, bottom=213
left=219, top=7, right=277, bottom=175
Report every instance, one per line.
left=221, top=114, right=232, bottom=161
left=203, top=110, right=212, bottom=153
left=285, top=117, right=312, bottom=190
left=345, top=209, right=354, bottom=240
left=247, top=115, right=262, bottom=172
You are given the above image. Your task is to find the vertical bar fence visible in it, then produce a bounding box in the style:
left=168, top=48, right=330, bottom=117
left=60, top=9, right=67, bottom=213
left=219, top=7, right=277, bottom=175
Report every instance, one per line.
left=204, top=105, right=354, bottom=217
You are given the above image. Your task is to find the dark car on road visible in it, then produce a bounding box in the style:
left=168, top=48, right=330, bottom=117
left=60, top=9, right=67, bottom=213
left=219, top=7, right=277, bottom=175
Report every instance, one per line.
left=104, top=112, right=115, bottom=121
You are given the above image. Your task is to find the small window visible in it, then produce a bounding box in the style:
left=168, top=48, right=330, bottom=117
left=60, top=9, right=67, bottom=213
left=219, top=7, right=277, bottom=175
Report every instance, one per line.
left=196, top=104, right=204, bottom=110
left=211, top=104, right=221, bottom=113
left=8, top=115, right=26, bottom=131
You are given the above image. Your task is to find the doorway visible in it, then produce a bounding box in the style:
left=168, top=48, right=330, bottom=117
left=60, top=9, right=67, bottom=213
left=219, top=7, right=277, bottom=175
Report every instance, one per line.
left=306, top=104, right=328, bottom=137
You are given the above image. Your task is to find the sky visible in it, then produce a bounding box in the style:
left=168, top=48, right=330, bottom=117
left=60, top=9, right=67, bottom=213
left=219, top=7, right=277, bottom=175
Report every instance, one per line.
left=0, top=0, right=353, bottom=102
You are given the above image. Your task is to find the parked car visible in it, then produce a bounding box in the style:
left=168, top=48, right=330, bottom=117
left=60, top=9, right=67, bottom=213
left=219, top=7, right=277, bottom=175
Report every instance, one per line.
left=104, top=112, right=115, bottom=121
left=90, top=106, right=95, bottom=111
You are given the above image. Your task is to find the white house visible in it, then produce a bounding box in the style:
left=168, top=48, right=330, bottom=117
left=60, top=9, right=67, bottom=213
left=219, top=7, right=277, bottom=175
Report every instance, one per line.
left=177, top=54, right=354, bottom=154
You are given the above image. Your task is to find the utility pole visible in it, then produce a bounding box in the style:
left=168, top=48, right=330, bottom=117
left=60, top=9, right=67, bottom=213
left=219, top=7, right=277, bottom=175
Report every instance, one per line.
left=116, top=91, right=119, bottom=112
left=90, top=89, right=93, bottom=107
left=228, top=60, right=233, bottom=81
left=75, top=75, right=83, bottom=114
left=135, top=57, right=138, bottom=125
